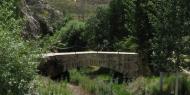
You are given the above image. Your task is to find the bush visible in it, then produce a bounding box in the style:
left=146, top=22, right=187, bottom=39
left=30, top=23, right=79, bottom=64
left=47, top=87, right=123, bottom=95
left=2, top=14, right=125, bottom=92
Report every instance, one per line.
left=33, top=76, right=72, bottom=95
left=85, top=7, right=111, bottom=50
left=57, top=20, right=87, bottom=51
left=0, top=1, right=40, bottom=94
left=70, top=69, right=130, bottom=95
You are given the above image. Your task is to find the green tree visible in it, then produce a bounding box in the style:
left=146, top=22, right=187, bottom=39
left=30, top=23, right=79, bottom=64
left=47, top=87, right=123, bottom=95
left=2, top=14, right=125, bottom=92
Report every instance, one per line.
left=86, top=0, right=136, bottom=51
left=109, top=0, right=135, bottom=49
left=134, top=0, right=154, bottom=74
left=149, top=0, right=190, bottom=74
left=0, top=0, right=44, bottom=94
left=86, top=7, right=111, bottom=50
left=59, top=20, right=87, bottom=51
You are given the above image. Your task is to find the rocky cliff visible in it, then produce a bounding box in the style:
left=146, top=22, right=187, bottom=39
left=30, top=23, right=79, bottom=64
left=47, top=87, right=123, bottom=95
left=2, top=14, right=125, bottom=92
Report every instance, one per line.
left=19, top=0, right=64, bottom=38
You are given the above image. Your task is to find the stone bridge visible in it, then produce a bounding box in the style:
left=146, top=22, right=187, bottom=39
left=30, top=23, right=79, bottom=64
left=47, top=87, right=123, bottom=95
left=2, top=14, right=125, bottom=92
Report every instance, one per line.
left=41, top=51, right=141, bottom=79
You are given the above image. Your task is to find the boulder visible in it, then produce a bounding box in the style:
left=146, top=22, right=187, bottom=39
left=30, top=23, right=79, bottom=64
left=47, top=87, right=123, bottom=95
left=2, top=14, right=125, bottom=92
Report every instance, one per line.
left=19, top=0, right=64, bottom=38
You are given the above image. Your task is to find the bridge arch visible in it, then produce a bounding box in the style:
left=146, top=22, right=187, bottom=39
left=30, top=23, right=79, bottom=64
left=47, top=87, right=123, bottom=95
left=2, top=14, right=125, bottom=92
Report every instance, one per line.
left=39, top=51, right=140, bottom=81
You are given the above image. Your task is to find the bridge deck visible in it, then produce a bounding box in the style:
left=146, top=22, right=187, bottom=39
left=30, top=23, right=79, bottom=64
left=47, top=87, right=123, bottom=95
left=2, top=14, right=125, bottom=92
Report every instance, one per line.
left=43, top=51, right=138, bottom=57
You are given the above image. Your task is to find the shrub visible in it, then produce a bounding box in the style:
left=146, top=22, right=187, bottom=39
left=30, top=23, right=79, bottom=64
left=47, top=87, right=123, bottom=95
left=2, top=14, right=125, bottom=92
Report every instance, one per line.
left=33, top=76, right=72, bottom=95
left=57, top=20, right=87, bottom=51
left=70, top=69, right=130, bottom=95
left=0, top=0, right=41, bottom=94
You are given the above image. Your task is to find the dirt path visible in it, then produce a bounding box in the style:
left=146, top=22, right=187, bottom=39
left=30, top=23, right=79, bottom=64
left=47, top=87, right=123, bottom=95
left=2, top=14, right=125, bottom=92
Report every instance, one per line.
left=67, top=84, right=91, bottom=95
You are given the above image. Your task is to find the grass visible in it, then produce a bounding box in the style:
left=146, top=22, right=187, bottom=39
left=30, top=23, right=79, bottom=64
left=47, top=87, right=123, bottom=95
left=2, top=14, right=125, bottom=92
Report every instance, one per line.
left=30, top=76, right=73, bottom=95
left=70, top=69, right=130, bottom=95
left=127, top=74, right=190, bottom=95
left=30, top=67, right=190, bottom=95
left=71, top=69, right=190, bottom=95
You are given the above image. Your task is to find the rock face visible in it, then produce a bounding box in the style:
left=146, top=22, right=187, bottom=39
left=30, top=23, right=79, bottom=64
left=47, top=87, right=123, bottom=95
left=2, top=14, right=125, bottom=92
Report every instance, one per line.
left=20, top=0, right=64, bottom=38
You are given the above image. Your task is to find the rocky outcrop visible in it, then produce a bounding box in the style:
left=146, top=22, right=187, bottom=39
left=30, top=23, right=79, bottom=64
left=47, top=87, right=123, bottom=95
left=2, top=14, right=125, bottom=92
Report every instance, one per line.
left=19, top=0, right=64, bottom=38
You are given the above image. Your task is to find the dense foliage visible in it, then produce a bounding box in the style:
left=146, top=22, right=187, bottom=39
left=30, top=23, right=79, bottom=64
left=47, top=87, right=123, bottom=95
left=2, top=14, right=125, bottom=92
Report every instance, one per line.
left=148, top=0, right=190, bottom=74
left=85, top=0, right=136, bottom=51
left=84, top=0, right=190, bottom=74
left=86, top=7, right=111, bottom=50
left=56, top=20, right=87, bottom=51
left=0, top=0, right=47, bottom=94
